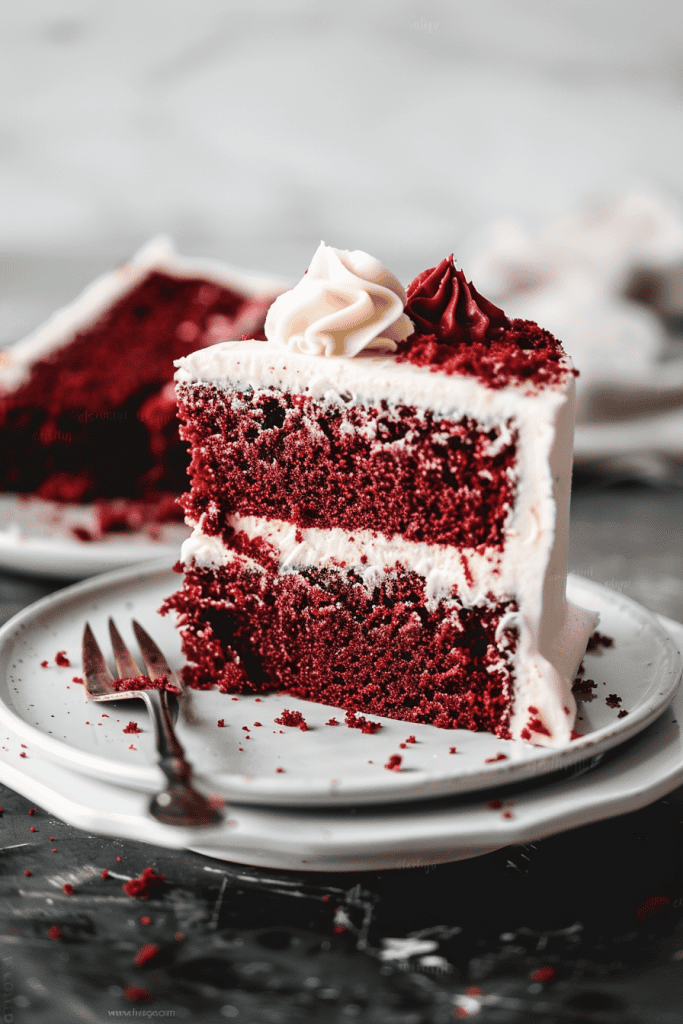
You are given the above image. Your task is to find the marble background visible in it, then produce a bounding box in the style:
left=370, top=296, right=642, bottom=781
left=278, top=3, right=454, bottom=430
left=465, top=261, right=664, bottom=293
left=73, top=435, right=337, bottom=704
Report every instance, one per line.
left=1, top=0, right=682, bottom=343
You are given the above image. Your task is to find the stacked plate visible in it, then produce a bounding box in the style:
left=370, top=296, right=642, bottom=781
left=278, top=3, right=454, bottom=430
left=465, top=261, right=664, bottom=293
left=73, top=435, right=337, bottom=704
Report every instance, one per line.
left=0, top=560, right=681, bottom=871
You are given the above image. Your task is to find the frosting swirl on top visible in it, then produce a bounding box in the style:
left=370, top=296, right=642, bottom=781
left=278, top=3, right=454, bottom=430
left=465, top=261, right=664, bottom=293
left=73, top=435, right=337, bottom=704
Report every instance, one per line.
left=264, top=242, right=414, bottom=357
left=405, top=255, right=509, bottom=345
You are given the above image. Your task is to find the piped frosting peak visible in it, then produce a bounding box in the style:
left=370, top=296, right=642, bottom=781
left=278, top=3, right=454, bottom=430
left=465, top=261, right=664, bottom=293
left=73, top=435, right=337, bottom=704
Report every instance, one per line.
left=405, top=255, right=510, bottom=345
left=264, top=242, right=414, bottom=357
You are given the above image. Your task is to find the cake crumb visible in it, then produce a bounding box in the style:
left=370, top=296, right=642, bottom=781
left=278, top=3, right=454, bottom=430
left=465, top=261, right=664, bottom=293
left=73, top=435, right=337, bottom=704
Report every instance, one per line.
left=487, top=799, right=503, bottom=810
left=63, top=883, right=74, bottom=896
left=485, top=753, right=508, bottom=763
left=122, top=867, right=164, bottom=899
left=586, top=631, right=614, bottom=652
left=101, top=869, right=110, bottom=880
left=55, top=651, right=70, bottom=667
left=384, top=754, right=402, bottom=772
left=606, top=694, right=622, bottom=708
left=134, top=943, right=160, bottom=967
left=47, top=925, right=62, bottom=940
left=123, top=722, right=142, bottom=734
left=274, top=709, right=308, bottom=730
left=346, top=710, right=381, bottom=734
left=618, top=709, right=629, bottom=718
left=326, top=718, right=340, bottom=726
left=530, top=966, right=556, bottom=982
left=216, top=719, right=226, bottom=727
left=449, top=747, right=457, bottom=754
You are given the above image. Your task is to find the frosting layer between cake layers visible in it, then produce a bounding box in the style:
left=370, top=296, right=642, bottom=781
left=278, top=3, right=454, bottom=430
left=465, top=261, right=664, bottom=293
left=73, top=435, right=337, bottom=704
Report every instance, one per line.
left=174, top=340, right=598, bottom=745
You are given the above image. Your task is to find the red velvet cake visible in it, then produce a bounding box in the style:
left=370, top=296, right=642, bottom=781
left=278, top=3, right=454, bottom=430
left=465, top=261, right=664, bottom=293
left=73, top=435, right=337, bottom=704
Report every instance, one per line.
left=163, top=243, right=598, bottom=745
left=0, top=237, right=286, bottom=529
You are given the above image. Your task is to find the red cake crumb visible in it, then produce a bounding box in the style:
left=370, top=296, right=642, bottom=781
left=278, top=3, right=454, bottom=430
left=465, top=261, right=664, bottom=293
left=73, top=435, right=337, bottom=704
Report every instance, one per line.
left=217, top=719, right=226, bottom=727
left=112, top=675, right=180, bottom=695
left=572, top=677, right=598, bottom=698
left=63, top=883, right=74, bottom=896
left=384, top=754, right=402, bottom=771
left=570, top=730, right=583, bottom=740
left=449, top=747, right=457, bottom=754
left=123, top=867, right=164, bottom=899
left=123, top=986, right=151, bottom=1003
left=55, top=651, right=70, bottom=667
left=28, top=808, right=36, bottom=815
left=123, top=722, right=142, bottom=734
left=19, top=752, right=26, bottom=758
left=502, top=810, right=513, bottom=820
left=530, top=966, right=556, bottom=982
left=40, top=660, right=48, bottom=668
left=175, top=932, right=185, bottom=942
left=635, top=895, right=670, bottom=920
left=30, top=826, right=36, bottom=832
left=128, top=744, right=137, bottom=750
left=72, top=526, right=95, bottom=542
left=134, top=943, right=160, bottom=967
left=487, top=799, right=503, bottom=810
left=140, top=916, right=152, bottom=926
left=116, top=856, right=122, bottom=861
left=326, top=718, right=340, bottom=726
left=101, top=869, right=110, bottom=880
left=405, top=735, right=417, bottom=743
left=47, top=926, right=62, bottom=940
left=485, top=753, right=508, bottom=763
left=586, top=631, right=614, bottom=652
left=606, top=694, right=622, bottom=708
left=345, top=710, right=382, bottom=734
left=276, top=767, right=285, bottom=773
left=274, top=709, right=308, bottom=730
left=618, top=709, right=629, bottom=718
left=72, top=676, right=84, bottom=685
left=24, top=869, right=31, bottom=876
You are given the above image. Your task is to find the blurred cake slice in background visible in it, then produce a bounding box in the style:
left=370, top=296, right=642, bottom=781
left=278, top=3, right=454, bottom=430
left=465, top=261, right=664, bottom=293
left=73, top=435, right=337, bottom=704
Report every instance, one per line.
left=0, top=237, right=287, bottom=534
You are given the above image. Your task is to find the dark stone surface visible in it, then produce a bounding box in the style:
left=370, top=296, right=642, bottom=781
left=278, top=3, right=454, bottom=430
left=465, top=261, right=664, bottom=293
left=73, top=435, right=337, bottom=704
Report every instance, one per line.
left=0, top=483, right=682, bottom=1023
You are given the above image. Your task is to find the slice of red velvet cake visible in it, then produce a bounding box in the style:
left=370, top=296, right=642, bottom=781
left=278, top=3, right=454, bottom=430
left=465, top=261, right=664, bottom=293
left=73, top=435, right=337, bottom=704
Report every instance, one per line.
left=0, top=236, right=286, bottom=528
left=164, top=243, right=598, bottom=745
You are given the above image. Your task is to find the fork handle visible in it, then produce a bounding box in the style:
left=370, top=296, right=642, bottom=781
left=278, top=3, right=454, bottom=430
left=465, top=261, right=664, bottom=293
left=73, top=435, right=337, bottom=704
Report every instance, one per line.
left=141, top=689, right=194, bottom=786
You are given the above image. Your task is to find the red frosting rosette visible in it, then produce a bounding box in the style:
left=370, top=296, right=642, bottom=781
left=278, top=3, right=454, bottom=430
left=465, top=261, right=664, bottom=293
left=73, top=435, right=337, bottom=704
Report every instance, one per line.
left=405, top=255, right=509, bottom=345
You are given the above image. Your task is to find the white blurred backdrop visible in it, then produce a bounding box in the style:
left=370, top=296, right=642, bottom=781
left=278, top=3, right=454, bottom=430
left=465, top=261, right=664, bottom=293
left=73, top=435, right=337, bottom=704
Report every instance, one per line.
left=1, top=0, right=682, bottom=339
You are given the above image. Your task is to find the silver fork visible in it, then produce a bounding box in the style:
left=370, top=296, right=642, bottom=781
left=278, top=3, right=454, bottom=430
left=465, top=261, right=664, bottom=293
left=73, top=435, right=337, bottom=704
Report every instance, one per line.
left=81, top=618, right=222, bottom=828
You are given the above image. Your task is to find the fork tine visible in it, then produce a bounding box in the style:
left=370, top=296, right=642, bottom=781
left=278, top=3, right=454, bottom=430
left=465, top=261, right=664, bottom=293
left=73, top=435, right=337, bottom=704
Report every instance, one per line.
left=108, top=618, right=141, bottom=679
left=132, top=619, right=180, bottom=687
left=82, top=622, right=116, bottom=697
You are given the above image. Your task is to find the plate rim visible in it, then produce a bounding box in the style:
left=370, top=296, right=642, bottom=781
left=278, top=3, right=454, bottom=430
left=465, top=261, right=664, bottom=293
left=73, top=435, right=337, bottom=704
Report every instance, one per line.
left=0, top=561, right=680, bottom=807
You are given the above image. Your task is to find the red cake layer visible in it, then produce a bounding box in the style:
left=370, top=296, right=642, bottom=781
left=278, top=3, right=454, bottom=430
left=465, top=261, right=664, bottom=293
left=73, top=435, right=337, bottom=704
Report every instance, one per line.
left=177, top=383, right=518, bottom=550
left=0, top=272, right=267, bottom=505
left=161, top=559, right=518, bottom=737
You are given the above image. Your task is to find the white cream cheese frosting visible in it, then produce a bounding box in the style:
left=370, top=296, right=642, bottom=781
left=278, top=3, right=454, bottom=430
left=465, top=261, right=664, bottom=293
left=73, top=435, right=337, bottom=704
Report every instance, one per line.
left=264, top=242, right=414, bottom=357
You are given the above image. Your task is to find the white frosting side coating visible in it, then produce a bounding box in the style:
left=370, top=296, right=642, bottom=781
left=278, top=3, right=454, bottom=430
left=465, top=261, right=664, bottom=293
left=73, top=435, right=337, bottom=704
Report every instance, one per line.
left=182, top=514, right=502, bottom=609
left=176, top=340, right=597, bottom=747
left=0, top=235, right=289, bottom=394
left=264, top=242, right=414, bottom=356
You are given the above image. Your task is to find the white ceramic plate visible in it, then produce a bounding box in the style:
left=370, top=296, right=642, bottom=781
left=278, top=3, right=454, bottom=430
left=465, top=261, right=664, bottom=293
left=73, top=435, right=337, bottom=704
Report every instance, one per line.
left=0, top=616, right=682, bottom=871
left=0, top=562, right=679, bottom=808
left=0, top=494, right=189, bottom=578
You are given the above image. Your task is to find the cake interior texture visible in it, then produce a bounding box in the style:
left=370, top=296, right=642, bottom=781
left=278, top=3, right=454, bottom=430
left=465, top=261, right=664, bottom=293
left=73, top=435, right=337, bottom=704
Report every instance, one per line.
left=164, top=246, right=597, bottom=744
left=0, top=238, right=282, bottom=528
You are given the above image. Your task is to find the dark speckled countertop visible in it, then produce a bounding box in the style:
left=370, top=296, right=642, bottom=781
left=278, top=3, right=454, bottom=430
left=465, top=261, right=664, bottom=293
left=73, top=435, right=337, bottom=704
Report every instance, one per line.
left=0, top=482, right=682, bottom=1023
